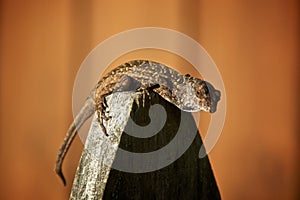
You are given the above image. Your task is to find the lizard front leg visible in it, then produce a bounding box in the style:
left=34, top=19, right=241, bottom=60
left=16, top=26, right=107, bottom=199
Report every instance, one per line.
left=135, top=84, right=160, bottom=107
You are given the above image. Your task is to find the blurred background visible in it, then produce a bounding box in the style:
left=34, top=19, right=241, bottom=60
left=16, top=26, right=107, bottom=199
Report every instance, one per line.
left=0, top=0, right=299, bottom=199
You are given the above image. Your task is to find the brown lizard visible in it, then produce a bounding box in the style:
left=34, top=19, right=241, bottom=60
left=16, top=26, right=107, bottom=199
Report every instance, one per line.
left=55, top=60, right=221, bottom=185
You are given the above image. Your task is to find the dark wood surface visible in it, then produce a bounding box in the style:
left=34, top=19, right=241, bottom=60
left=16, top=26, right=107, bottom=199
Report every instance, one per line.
left=103, top=92, right=221, bottom=200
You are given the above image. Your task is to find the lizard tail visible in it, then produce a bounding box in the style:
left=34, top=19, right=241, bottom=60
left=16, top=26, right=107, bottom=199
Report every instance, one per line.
left=55, top=97, right=95, bottom=186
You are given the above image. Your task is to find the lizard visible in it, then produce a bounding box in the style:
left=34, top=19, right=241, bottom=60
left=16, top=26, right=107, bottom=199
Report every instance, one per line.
left=55, top=60, right=221, bottom=185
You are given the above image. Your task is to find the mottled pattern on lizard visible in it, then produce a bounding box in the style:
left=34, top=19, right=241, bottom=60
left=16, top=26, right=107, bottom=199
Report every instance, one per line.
left=55, top=60, right=221, bottom=185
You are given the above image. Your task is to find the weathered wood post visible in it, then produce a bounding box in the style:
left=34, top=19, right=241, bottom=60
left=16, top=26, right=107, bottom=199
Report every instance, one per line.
left=70, top=91, right=221, bottom=200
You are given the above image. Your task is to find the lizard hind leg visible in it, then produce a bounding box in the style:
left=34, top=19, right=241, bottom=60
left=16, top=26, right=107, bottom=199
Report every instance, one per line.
left=100, top=102, right=111, bottom=121
left=96, top=109, right=109, bottom=136
left=96, top=97, right=111, bottom=136
left=102, top=96, right=109, bottom=111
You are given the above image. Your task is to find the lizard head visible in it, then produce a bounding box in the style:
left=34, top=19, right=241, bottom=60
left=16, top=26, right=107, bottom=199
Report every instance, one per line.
left=185, top=74, right=221, bottom=113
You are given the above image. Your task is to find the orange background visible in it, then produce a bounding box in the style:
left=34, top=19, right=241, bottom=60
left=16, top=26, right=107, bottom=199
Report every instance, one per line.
left=0, top=1, right=299, bottom=199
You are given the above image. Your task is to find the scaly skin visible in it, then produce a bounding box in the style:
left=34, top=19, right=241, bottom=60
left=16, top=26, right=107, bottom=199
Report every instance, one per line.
left=55, top=60, right=221, bottom=185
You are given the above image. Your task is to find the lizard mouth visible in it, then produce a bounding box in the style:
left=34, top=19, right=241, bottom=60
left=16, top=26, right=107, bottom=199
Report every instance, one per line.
left=209, top=89, right=221, bottom=113
left=209, top=106, right=216, bottom=113
left=209, top=97, right=221, bottom=113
